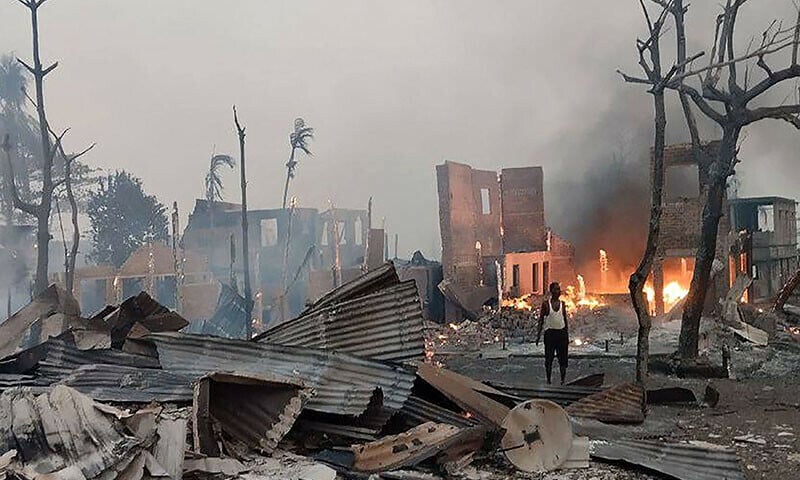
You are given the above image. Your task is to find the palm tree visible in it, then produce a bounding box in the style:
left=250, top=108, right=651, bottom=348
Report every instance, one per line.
left=205, top=153, right=235, bottom=203
left=281, top=118, right=314, bottom=209
left=204, top=153, right=234, bottom=231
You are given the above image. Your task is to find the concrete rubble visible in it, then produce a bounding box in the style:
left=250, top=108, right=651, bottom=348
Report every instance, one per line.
left=8, top=260, right=798, bottom=480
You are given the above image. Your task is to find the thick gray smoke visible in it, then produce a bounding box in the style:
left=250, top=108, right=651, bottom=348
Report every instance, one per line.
left=0, top=0, right=797, bottom=266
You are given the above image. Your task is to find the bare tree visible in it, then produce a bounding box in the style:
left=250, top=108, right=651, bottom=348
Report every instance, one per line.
left=281, top=118, right=314, bottom=209
left=620, top=1, right=672, bottom=384
left=624, top=0, right=800, bottom=360
left=6, top=0, right=61, bottom=295
left=233, top=106, right=253, bottom=338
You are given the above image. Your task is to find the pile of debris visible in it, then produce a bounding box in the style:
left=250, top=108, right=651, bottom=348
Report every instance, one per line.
left=0, top=263, right=747, bottom=480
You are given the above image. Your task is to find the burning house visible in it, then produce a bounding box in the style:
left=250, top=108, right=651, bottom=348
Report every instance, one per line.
left=729, top=196, right=798, bottom=302
left=650, top=142, right=730, bottom=315
left=436, top=161, right=576, bottom=322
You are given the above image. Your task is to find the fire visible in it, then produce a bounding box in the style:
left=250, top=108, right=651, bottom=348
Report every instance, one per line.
left=501, top=295, right=533, bottom=311
left=563, top=274, right=604, bottom=312
left=643, top=281, right=689, bottom=315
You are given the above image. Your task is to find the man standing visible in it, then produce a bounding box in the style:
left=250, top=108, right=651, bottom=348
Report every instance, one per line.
left=536, top=282, right=569, bottom=384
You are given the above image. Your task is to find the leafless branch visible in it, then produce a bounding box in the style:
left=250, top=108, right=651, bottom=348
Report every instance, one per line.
left=745, top=104, right=800, bottom=127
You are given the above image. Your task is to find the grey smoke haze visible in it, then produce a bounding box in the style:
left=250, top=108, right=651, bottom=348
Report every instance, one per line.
left=1, top=0, right=798, bottom=261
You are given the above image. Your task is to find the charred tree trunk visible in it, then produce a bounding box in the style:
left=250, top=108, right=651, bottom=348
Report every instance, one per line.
left=678, top=128, right=740, bottom=359
left=281, top=148, right=295, bottom=210
left=21, top=1, right=57, bottom=295
left=65, top=159, right=79, bottom=294
left=629, top=89, right=665, bottom=384
left=775, top=265, right=800, bottom=312
left=233, top=106, right=253, bottom=338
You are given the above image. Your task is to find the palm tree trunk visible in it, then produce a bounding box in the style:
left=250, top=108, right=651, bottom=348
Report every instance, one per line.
left=282, top=148, right=295, bottom=209
left=233, top=107, right=252, bottom=338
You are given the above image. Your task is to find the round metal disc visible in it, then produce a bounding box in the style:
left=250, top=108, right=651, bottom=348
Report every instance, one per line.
left=500, top=399, right=573, bottom=472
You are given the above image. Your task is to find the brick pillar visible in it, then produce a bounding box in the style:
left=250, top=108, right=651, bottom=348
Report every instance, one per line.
left=653, top=258, right=665, bottom=316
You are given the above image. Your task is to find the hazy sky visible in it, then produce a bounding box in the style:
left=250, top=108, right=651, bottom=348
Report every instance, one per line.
left=2, top=0, right=798, bottom=260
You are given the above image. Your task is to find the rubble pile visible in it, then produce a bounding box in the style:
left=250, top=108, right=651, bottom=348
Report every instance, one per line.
left=0, top=263, right=751, bottom=480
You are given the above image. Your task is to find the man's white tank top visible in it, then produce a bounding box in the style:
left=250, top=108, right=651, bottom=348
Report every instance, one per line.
left=543, top=300, right=566, bottom=331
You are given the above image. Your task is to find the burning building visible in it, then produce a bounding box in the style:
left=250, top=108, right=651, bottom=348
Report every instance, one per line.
left=729, top=196, right=798, bottom=301
left=436, top=161, right=576, bottom=322
left=649, top=142, right=730, bottom=315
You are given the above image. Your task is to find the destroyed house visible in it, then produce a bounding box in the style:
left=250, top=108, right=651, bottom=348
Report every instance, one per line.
left=182, top=200, right=383, bottom=327
left=69, top=242, right=218, bottom=321
left=730, top=196, right=798, bottom=301
left=436, top=161, right=575, bottom=321
left=652, top=142, right=730, bottom=315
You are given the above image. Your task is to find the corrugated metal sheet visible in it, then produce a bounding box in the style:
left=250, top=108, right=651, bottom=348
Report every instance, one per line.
left=487, top=382, right=602, bottom=406
left=591, top=439, right=745, bottom=480
left=305, top=262, right=400, bottom=314
left=566, top=383, right=645, bottom=424
left=148, top=332, right=415, bottom=417
left=193, top=372, right=310, bottom=454
left=255, top=281, right=425, bottom=362
left=566, top=373, right=605, bottom=388
left=0, top=373, right=37, bottom=389
left=184, top=284, right=249, bottom=339
left=0, top=385, right=142, bottom=478
left=400, top=395, right=480, bottom=429
left=37, top=338, right=160, bottom=381
left=415, top=362, right=510, bottom=428
left=59, top=364, right=193, bottom=403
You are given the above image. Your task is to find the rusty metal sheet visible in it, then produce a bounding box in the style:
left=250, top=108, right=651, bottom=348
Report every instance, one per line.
left=591, top=439, right=745, bottom=480
left=193, top=372, right=311, bottom=455
left=415, top=362, right=510, bottom=429
left=306, top=262, right=400, bottom=314
left=0, top=385, right=142, bottom=478
left=351, top=422, right=462, bottom=472
left=103, top=292, right=188, bottom=348
left=59, top=363, right=193, bottom=403
left=148, top=332, right=415, bottom=417
left=255, top=281, right=425, bottom=362
left=566, top=383, right=645, bottom=424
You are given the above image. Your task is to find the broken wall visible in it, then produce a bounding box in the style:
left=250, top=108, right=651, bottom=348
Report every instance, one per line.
left=500, top=167, right=547, bottom=252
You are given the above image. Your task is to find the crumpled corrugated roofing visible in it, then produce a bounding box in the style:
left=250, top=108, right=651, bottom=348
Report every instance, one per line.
left=255, top=281, right=425, bottom=362
left=400, top=395, right=480, bottom=429
left=37, top=338, right=160, bottom=381
left=0, top=385, right=142, bottom=479
left=148, top=332, right=415, bottom=417
left=59, top=363, right=193, bottom=403
left=487, top=381, right=602, bottom=406
left=184, top=283, right=249, bottom=339
left=304, top=262, right=400, bottom=314
left=591, top=439, right=745, bottom=480
left=566, top=383, right=645, bottom=424
left=194, top=372, right=311, bottom=454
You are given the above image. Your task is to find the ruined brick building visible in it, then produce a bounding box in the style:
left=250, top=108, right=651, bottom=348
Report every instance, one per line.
left=653, top=142, right=798, bottom=312
left=730, top=196, right=798, bottom=301
left=181, top=199, right=385, bottom=327
left=436, top=161, right=576, bottom=321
